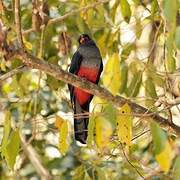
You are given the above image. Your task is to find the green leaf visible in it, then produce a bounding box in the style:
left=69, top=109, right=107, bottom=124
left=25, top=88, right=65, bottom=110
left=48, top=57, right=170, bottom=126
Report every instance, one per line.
left=119, top=61, right=128, bottom=94
left=121, top=44, right=135, bottom=61
left=0, top=111, right=11, bottom=157
left=163, top=0, right=177, bottom=24
left=103, top=103, right=117, bottom=127
left=175, top=26, right=180, bottom=49
left=120, top=0, right=132, bottom=23
left=47, top=75, right=62, bottom=90
left=97, top=32, right=108, bottom=57
left=173, top=156, right=180, bottom=180
left=135, top=19, right=143, bottom=39
left=110, top=0, right=119, bottom=22
left=86, top=4, right=105, bottom=29
left=95, top=117, right=113, bottom=151
left=132, top=0, right=140, bottom=5
left=126, top=71, right=142, bottom=97
left=87, top=115, right=96, bottom=147
left=151, top=0, right=159, bottom=17
left=5, top=130, right=20, bottom=169
left=146, top=64, right=165, bottom=87
left=150, top=122, right=167, bottom=154
left=166, top=33, right=176, bottom=72
left=72, top=165, right=85, bottom=180
left=145, top=78, right=157, bottom=98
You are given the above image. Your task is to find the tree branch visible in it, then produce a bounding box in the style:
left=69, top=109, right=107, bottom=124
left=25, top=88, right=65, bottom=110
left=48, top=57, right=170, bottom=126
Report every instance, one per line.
left=23, top=0, right=109, bottom=35
left=14, top=0, right=24, bottom=48
left=20, top=134, right=52, bottom=179
left=12, top=50, right=180, bottom=136
left=0, top=65, right=28, bottom=84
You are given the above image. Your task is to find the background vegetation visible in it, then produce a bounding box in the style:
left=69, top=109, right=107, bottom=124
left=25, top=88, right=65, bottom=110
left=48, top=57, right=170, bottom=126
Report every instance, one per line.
left=0, top=0, right=180, bottom=179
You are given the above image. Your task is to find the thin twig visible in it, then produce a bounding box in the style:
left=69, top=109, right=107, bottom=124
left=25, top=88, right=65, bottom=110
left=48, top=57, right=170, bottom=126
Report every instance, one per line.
left=0, top=65, right=28, bottom=84
left=131, top=130, right=150, bottom=141
left=120, top=143, right=145, bottom=179
left=20, top=134, right=52, bottom=180
left=14, top=0, right=24, bottom=48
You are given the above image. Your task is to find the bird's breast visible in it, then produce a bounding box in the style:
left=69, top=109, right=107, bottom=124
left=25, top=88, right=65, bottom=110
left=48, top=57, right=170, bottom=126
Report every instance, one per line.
left=74, top=66, right=99, bottom=105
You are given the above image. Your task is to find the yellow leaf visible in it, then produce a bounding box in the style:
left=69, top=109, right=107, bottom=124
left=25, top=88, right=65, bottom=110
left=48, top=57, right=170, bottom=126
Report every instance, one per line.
left=23, top=37, right=32, bottom=50
left=102, top=53, right=121, bottom=95
left=80, top=0, right=87, bottom=19
left=156, top=140, right=174, bottom=173
left=97, top=33, right=107, bottom=57
left=58, top=121, right=69, bottom=155
left=117, top=103, right=132, bottom=147
left=95, top=117, right=112, bottom=151
left=55, top=115, right=64, bottom=129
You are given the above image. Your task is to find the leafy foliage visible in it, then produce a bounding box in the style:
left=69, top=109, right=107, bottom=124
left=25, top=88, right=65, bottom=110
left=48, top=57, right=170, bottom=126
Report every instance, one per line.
left=0, top=0, right=179, bottom=179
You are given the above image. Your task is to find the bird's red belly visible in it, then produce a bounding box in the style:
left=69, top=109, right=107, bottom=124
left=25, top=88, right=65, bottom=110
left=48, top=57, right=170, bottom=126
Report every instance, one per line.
left=74, top=66, right=99, bottom=105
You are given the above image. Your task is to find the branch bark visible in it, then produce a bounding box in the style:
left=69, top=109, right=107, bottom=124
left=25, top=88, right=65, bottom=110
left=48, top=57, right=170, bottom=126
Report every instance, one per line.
left=14, top=0, right=24, bottom=48
left=0, top=65, right=28, bottom=84
left=12, top=49, right=180, bottom=136
left=20, top=135, right=52, bottom=179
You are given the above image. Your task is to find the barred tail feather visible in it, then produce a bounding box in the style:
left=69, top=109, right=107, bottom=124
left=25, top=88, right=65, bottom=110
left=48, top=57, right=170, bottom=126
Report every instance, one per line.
left=74, top=99, right=89, bottom=144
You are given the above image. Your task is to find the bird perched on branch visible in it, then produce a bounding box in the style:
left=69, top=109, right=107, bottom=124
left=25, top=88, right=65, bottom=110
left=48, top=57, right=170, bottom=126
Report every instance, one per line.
left=68, top=34, right=103, bottom=144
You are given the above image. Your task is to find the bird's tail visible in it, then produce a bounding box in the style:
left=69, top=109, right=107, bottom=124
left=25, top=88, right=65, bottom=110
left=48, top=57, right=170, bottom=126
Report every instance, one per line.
left=74, top=99, right=89, bottom=144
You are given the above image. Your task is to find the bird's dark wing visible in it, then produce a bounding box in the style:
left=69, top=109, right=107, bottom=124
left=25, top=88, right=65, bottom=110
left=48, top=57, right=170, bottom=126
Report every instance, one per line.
left=96, top=58, right=103, bottom=84
left=68, top=51, right=83, bottom=104
left=69, top=51, right=82, bottom=74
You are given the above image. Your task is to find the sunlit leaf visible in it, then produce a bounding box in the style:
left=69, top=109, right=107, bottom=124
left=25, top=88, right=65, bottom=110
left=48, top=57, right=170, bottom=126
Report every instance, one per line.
left=151, top=0, right=159, bottom=17
left=110, top=0, right=119, bottom=22
left=120, top=0, right=132, bottom=23
left=135, top=19, right=142, bottom=39
left=95, top=117, right=113, bottom=151
left=103, top=53, right=121, bottom=95
left=23, top=37, right=32, bottom=50
left=103, top=103, right=117, bottom=127
left=151, top=122, right=174, bottom=172
left=5, top=130, right=20, bottom=169
left=146, top=63, right=165, bottom=87
left=155, top=141, right=173, bottom=172
left=145, top=78, right=157, bottom=98
left=87, top=115, right=96, bottom=147
left=73, top=165, right=85, bottom=180
left=0, top=59, right=6, bottom=72
left=117, top=103, right=132, bottom=147
left=126, top=71, right=142, bottom=97
left=55, top=115, right=64, bottom=129
left=121, top=44, right=135, bottom=61
left=97, top=31, right=108, bottom=57
left=58, top=120, right=69, bottom=155
left=119, top=61, right=128, bottom=94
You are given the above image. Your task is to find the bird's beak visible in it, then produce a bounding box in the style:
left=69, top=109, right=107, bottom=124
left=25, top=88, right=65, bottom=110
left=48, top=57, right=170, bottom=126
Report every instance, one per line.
left=80, top=37, right=85, bottom=44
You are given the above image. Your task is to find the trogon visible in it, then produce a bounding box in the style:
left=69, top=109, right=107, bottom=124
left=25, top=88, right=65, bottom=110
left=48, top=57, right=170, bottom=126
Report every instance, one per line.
left=68, top=34, right=103, bottom=144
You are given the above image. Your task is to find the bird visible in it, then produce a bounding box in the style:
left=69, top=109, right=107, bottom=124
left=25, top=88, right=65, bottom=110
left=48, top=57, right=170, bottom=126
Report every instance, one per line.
left=68, top=34, right=103, bottom=144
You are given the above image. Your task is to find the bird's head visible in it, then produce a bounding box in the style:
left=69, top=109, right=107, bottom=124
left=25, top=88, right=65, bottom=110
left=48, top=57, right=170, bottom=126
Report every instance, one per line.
left=78, top=34, right=91, bottom=45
